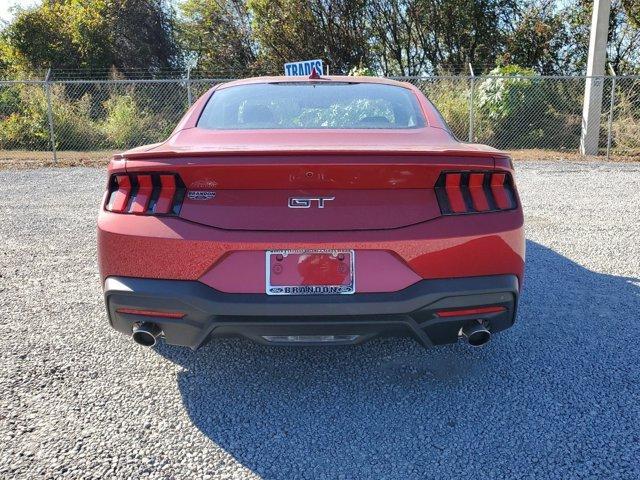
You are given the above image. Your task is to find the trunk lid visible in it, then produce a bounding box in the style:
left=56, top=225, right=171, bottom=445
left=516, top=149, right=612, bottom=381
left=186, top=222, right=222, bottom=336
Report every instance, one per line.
left=122, top=128, right=499, bottom=231
left=125, top=153, right=496, bottom=231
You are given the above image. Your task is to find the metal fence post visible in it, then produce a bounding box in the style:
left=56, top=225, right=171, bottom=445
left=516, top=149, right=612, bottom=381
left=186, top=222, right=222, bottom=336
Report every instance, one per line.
left=44, top=68, right=57, bottom=163
left=468, top=64, right=475, bottom=142
left=186, top=67, right=192, bottom=106
left=606, top=66, right=617, bottom=161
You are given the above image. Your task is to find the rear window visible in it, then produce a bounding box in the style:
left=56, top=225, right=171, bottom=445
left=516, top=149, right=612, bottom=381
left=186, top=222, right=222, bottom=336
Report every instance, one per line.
left=197, top=82, right=426, bottom=130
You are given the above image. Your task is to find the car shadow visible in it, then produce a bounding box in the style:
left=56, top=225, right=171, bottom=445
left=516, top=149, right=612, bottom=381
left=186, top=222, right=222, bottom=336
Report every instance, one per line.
left=155, top=240, right=640, bottom=479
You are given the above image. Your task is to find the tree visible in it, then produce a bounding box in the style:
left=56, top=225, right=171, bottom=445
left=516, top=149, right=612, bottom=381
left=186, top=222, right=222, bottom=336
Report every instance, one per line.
left=366, top=0, right=520, bottom=76
left=1, top=0, right=180, bottom=77
left=501, top=0, right=571, bottom=75
left=622, top=0, right=640, bottom=29
left=247, top=0, right=370, bottom=75
left=2, top=1, right=110, bottom=73
left=566, top=0, right=640, bottom=75
left=366, top=0, right=427, bottom=75
left=106, top=0, right=181, bottom=72
left=179, top=0, right=258, bottom=76
left=2, top=0, right=640, bottom=79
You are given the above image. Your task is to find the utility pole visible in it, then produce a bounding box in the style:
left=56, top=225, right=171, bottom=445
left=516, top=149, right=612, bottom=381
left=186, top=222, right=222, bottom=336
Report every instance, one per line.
left=580, top=0, right=611, bottom=156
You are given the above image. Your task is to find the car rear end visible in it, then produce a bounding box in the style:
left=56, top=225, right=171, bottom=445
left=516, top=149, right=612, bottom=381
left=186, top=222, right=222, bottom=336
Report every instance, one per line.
left=98, top=77, right=524, bottom=349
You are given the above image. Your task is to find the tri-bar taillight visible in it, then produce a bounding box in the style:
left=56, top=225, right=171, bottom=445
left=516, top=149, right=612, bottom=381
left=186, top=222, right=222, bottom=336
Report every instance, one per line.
left=435, top=171, right=517, bottom=215
left=105, top=173, right=186, bottom=215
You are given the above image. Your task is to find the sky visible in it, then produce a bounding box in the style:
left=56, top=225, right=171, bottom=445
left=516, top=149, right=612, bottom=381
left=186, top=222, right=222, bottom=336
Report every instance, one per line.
left=0, top=0, right=183, bottom=24
left=0, top=0, right=39, bottom=23
left=0, top=1, right=605, bottom=25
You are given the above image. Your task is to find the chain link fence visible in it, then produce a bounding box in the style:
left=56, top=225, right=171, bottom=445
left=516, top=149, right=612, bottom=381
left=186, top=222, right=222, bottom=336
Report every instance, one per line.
left=1, top=75, right=639, bottom=163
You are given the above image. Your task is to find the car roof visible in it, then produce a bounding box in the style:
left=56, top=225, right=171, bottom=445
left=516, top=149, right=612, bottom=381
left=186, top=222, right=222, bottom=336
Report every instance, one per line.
left=216, top=75, right=415, bottom=90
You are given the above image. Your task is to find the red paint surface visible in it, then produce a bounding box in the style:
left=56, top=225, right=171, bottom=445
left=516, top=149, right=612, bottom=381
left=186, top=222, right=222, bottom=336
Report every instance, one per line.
left=98, top=209, right=525, bottom=288
left=122, top=129, right=505, bottom=161
left=180, top=188, right=441, bottom=231
left=126, top=156, right=496, bottom=190
left=98, top=76, right=525, bottom=293
left=199, top=251, right=422, bottom=293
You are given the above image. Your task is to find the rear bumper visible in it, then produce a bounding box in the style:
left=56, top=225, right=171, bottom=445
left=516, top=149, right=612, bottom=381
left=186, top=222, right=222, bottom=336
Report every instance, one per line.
left=98, top=209, right=525, bottom=288
left=105, top=274, right=519, bottom=349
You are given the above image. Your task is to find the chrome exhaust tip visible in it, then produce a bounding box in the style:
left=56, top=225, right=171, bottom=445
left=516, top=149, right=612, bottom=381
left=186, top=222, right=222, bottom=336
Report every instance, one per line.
left=132, top=322, right=162, bottom=347
left=460, top=320, right=491, bottom=347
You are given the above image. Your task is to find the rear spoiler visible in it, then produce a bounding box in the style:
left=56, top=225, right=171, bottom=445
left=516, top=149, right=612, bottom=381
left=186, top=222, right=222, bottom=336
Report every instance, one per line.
left=115, top=147, right=508, bottom=161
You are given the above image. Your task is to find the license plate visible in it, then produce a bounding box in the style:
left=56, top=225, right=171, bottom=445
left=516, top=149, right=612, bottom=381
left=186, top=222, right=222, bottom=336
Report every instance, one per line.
left=266, top=249, right=355, bottom=295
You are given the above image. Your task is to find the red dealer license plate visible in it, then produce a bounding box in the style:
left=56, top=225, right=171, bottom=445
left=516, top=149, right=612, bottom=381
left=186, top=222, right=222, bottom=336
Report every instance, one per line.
left=266, top=250, right=355, bottom=295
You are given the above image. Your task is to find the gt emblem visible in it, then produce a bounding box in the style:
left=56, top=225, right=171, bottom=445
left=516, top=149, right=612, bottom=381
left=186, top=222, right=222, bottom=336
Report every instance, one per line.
left=288, top=196, right=335, bottom=208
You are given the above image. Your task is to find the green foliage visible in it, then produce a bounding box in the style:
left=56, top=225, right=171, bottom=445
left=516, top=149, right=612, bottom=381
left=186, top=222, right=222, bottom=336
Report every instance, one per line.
left=612, top=93, right=640, bottom=153
left=290, top=99, right=394, bottom=128
left=1, top=0, right=180, bottom=77
left=475, top=65, right=582, bottom=149
left=348, top=65, right=375, bottom=76
left=179, top=0, right=257, bottom=76
left=49, top=86, right=105, bottom=150
left=0, top=1, right=638, bottom=155
left=477, top=65, right=537, bottom=121
left=566, top=0, right=640, bottom=75
left=0, top=83, right=105, bottom=150
left=247, top=0, right=369, bottom=75
left=101, top=94, right=171, bottom=149
left=4, top=2, right=112, bottom=72
left=422, top=80, right=470, bottom=140
left=0, top=85, right=50, bottom=149
left=501, top=2, right=571, bottom=75
left=0, top=83, right=177, bottom=151
left=623, top=0, right=640, bottom=29
left=367, top=0, right=520, bottom=75
left=1, top=0, right=639, bottom=78
left=0, top=85, right=22, bottom=116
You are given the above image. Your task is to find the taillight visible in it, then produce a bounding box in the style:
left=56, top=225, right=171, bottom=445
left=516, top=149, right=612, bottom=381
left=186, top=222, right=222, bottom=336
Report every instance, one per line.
left=435, top=171, right=517, bottom=215
left=105, top=173, right=186, bottom=215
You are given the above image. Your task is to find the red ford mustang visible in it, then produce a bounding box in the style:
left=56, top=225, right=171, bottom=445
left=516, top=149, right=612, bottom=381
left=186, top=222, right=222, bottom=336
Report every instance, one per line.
left=98, top=75, right=525, bottom=350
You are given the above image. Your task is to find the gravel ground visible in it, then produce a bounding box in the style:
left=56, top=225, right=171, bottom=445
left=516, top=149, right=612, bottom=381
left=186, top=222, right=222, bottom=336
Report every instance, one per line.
left=1, top=161, right=639, bottom=479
